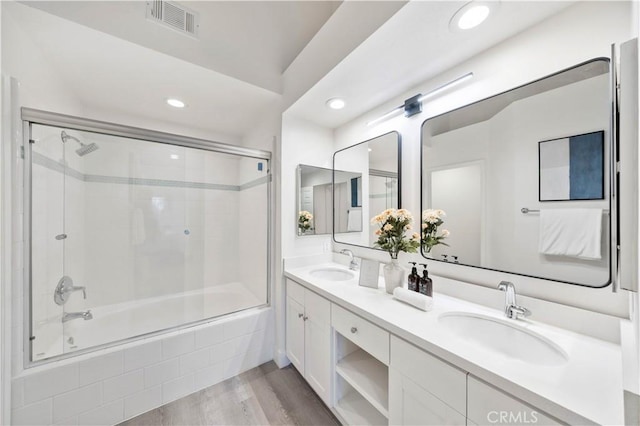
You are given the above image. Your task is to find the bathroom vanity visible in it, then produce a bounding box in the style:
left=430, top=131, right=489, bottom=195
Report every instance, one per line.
left=284, top=255, right=623, bottom=425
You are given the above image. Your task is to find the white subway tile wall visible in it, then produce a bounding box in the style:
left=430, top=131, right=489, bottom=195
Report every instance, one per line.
left=12, top=308, right=274, bottom=426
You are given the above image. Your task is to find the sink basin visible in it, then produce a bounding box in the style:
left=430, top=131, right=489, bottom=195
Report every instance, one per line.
left=309, top=267, right=355, bottom=281
left=439, top=312, right=568, bottom=366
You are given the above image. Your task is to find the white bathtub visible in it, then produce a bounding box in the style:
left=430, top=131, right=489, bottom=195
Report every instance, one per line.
left=34, top=282, right=264, bottom=360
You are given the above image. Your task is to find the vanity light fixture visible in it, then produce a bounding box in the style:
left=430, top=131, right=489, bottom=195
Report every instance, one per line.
left=450, top=1, right=495, bottom=31
left=326, top=98, right=346, bottom=110
left=366, top=72, right=474, bottom=126
left=166, top=98, right=186, bottom=108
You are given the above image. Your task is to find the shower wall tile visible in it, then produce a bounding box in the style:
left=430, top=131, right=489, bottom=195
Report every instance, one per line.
left=11, top=398, right=53, bottom=426
left=103, top=370, right=144, bottom=403
left=53, top=415, right=78, bottom=426
left=52, top=382, right=102, bottom=423
left=123, top=386, right=162, bottom=420
left=161, top=373, right=195, bottom=404
left=77, top=399, right=124, bottom=426
left=224, top=307, right=270, bottom=339
left=23, top=363, right=79, bottom=404
left=14, top=307, right=274, bottom=426
left=11, top=378, right=24, bottom=409
left=194, top=321, right=225, bottom=348
left=78, top=351, right=123, bottom=386
left=179, top=348, right=210, bottom=374
left=124, top=341, right=162, bottom=372
left=161, top=332, right=195, bottom=359
left=143, top=358, right=179, bottom=388
left=193, top=363, right=225, bottom=390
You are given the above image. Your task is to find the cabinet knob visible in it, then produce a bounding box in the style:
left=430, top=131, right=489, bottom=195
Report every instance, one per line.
left=303, top=316, right=309, bottom=321
left=350, top=327, right=357, bottom=334
left=298, top=313, right=303, bottom=318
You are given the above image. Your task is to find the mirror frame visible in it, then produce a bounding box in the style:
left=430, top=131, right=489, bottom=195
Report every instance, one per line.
left=419, top=58, right=615, bottom=288
left=332, top=131, right=402, bottom=249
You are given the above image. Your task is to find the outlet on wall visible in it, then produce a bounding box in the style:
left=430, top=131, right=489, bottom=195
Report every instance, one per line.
left=323, top=241, right=331, bottom=253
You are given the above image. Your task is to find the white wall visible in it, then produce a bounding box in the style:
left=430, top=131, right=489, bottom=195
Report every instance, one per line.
left=333, top=1, right=632, bottom=318
left=274, top=113, right=334, bottom=366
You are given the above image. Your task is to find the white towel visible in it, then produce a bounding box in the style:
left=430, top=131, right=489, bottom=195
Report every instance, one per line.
left=393, top=287, right=433, bottom=311
left=538, top=209, right=602, bottom=260
left=347, top=209, right=362, bottom=232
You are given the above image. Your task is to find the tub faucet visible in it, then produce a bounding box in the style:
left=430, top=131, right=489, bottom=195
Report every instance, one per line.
left=62, top=310, right=93, bottom=323
left=497, top=281, right=531, bottom=320
left=340, top=249, right=358, bottom=271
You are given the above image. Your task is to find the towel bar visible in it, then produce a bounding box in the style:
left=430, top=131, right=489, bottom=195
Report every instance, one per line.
left=521, top=207, right=610, bottom=214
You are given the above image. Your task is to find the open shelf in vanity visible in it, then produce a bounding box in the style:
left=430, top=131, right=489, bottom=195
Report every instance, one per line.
left=331, top=301, right=391, bottom=425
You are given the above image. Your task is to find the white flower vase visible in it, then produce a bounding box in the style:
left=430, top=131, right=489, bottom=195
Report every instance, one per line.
left=384, top=259, right=404, bottom=294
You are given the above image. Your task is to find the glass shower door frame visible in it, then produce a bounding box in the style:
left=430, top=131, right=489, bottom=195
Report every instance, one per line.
left=22, top=108, right=273, bottom=367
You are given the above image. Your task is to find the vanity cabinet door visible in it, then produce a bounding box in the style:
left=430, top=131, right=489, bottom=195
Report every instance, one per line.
left=389, top=369, right=466, bottom=426
left=304, top=290, right=331, bottom=404
left=286, top=296, right=305, bottom=373
left=467, top=376, right=561, bottom=426
left=286, top=279, right=332, bottom=404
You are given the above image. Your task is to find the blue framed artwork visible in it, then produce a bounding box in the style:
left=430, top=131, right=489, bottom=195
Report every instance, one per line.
left=538, top=130, right=604, bottom=201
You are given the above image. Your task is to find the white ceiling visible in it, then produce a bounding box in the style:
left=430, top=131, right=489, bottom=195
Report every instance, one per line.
left=287, top=1, right=576, bottom=129
left=7, top=1, right=578, bottom=140
left=21, top=0, right=342, bottom=94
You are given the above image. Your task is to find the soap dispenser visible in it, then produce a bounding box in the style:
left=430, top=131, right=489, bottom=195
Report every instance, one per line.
left=418, top=263, right=433, bottom=297
left=408, top=262, right=419, bottom=291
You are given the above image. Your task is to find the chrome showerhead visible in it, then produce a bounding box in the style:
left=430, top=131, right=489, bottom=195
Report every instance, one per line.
left=60, top=131, right=99, bottom=156
left=75, top=142, right=99, bottom=156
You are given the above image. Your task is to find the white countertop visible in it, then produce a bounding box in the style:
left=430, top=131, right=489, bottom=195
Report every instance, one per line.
left=284, top=259, right=624, bottom=425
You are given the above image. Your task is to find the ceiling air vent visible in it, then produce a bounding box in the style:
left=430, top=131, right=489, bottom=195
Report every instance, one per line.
left=146, top=1, right=199, bottom=38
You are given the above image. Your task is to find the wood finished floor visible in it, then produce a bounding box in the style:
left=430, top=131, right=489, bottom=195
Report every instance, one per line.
left=118, top=362, right=340, bottom=426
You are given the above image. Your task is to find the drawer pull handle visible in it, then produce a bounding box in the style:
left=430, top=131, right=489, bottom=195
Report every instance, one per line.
left=350, top=327, right=357, bottom=334
left=303, top=316, right=309, bottom=321
left=298, top=313, right=303, bottom=318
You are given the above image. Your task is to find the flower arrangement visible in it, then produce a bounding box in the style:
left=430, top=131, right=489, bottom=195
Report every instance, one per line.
left=421, top=209, right=449, bottom=253
left=371, top=208, right=420, bottom=259
left=298, top=210, right=313, bottom=233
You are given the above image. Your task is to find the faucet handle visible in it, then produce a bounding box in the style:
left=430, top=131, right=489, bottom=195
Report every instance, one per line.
left=509, top=305, right=531, bottom=319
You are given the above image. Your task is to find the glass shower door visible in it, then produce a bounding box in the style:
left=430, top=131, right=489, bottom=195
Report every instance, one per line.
left=28, top=118, right=270, bottom=364
left=30, top=124, right=66, bottom=360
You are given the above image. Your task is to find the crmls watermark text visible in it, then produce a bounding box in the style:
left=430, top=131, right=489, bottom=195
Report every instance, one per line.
left=487, top=410, right=539, bottom=424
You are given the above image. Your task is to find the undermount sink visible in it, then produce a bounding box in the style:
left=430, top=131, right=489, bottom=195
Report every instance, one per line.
left=439, top=312, right=568, bottom=366
left=309, top=267, right=355, bottom=281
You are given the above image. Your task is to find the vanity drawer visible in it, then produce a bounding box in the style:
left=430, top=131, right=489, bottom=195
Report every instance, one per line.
left=391, top=336, right=466, bottom=416
left=467, top=376, right=561, bottom=425
left=331, top=304, right=389, bottom=365
left=287, top=279, right=305, bottom=305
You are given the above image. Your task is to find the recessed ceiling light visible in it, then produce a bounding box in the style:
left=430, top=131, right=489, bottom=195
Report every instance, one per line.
left=170, top=154, right=180, bottom=160
left=326, top=98, right=346, bottom=110
left=450, top=1, right=495, bottom=32
left=368, top=148, right=372, bottom=152
left=167, top=98, right=186, bottom=108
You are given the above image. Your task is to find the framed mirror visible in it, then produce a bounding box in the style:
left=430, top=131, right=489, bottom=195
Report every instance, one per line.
left=421, top=59, right=613, bottom=287
left=333, top=131, right=401, bottom=248
left=296, top=165, right=362, bottom=236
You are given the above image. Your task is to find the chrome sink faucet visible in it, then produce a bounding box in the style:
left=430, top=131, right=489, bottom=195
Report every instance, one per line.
left=62, top=310, right=93, bottom=323
left=497, top=281, right=531, bottom=320
left=340, top=249, right=359, bottom=271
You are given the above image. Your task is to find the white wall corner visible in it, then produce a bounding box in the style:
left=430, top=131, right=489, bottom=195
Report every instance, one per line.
left=282, top=1, right=406, bottom=110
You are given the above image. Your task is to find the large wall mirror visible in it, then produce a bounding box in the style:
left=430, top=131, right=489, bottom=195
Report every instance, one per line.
left=421, top=59, right=613, bottom=287
left=296, top=165, right=362, bottom=236
left=334, top=131, right=401, bottom=248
